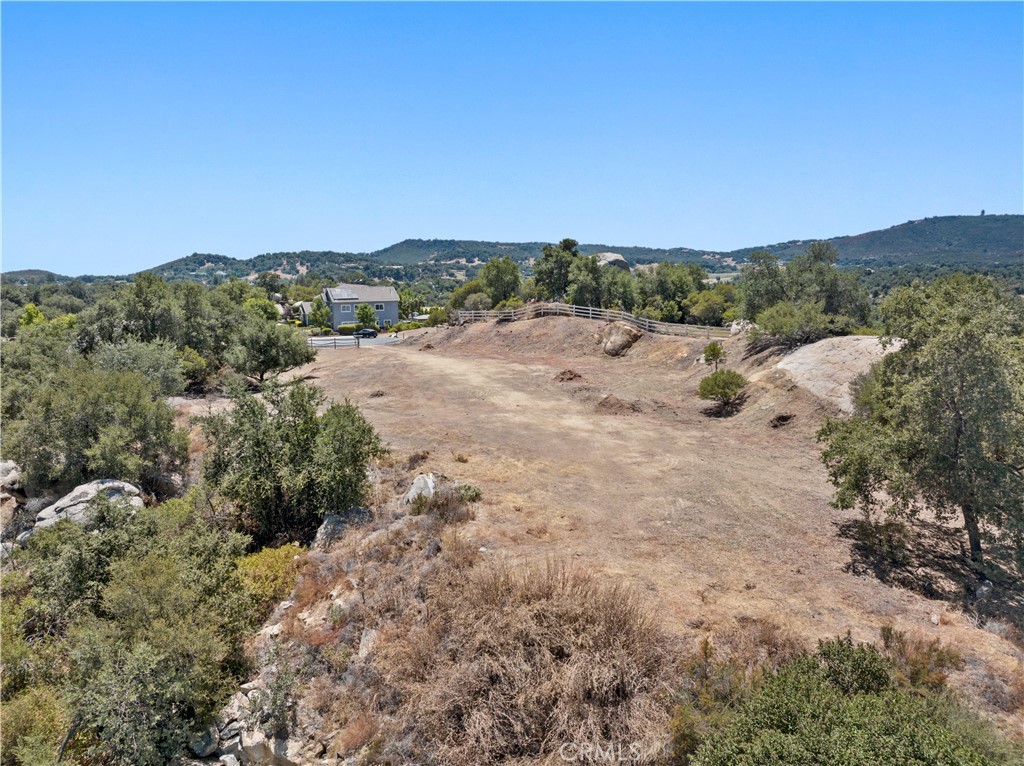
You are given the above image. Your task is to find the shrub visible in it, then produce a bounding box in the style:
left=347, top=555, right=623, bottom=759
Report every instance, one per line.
left=697, top=370, right=748, bottom=412
left=426, top=307, right=447, bottom=327
left=392, top=321, right=422, bottom=332
left=224, top=321, right=316, bottom=382
left=237, top=543, right=303, bottom=614
left=750, top=301, right=833, bottom=349
left=880, top=625, right=962, bottom=690
left=336, top=324, right=358, bottom=336
left=0, top=685, right=70, bottom=766
left=5, top=366, right=188, bottom=493
left=689, top=636, right=1017, bottom=766
left=201, top=381, right=386, bottom=545
left=463, top=292, right=492, bottom=311
left=383, top=562, right=673, bottom=765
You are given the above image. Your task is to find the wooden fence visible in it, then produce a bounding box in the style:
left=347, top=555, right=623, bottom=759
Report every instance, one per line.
left=455, top=302, right=731, bottom=339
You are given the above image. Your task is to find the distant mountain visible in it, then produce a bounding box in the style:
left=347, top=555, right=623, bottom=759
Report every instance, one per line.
left=3, top=214, right=1019, bottom=283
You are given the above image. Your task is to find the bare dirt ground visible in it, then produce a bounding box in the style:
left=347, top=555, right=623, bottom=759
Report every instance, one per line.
left=287, top=316, right=1023, bottom=728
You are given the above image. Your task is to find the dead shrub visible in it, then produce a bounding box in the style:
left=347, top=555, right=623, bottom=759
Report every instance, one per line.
left=880, top=624, right=963, bottom=690
left=336, top=714, right=379, bottom=755
left=404, top=450, right=430, bottom=471
left=409, top=483, right=479, bottom=524
left=380, top=561, right=674, bottom=766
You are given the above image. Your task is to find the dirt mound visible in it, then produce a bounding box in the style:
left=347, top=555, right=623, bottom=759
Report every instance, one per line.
left=596, top=394, right=642, bottom=415
left=420, top=343, right=435, bottom=351
left=555, top=369, right=583, bottom=382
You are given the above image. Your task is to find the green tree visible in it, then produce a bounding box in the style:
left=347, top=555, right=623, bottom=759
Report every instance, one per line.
left=479, top=256, right=522, bottom=305
left=17, top=303, right=45, bottom=328
left=566, top=256, right=603, bottom=307
left=534, top=238, right=579, bottom=300
left=739, top=252, right=788, bottom=321
left=698, top=370, right=748, bottom=413
left=242, top=296, right=279, bottom=321
left=399, top=289, right=423, bottom=320
left=600, top=268, right=640, bottom=312
left=92, top=339, right=185, bottom=396
left=201, top=381, right=386, bottom=545
left=255, top=271, right=284, bottom=297
left=818, top=275, right=1024, bottom=569
left=225, top=321, right=315, bottom=383
left=310, top=296, right=331, bottom=329
left=703, top=342, right=726, bottom=371
left=355, top=303, right=377, bottom=328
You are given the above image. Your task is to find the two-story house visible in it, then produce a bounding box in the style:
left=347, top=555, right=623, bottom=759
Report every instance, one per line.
left=320, top=283, right=400, bottom=330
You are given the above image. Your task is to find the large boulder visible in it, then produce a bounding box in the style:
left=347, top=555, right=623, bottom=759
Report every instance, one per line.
left=32, top=480, right=144, bottom=531
left=240, top=729, right=302, bottom=766
left=601, top=322, right=643, bottom=357
left=594, top=252, right=631, bottom=272
left=189, top=725, right=220, bottom=758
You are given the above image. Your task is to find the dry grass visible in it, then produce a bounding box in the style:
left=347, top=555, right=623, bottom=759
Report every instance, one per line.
left=379, top=561, right=676, bottom=766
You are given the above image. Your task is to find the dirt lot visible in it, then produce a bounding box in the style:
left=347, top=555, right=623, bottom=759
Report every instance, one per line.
left=289, top=316, right=1023, bottom=726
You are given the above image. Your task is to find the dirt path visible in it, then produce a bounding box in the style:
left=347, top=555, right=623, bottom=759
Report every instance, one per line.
left=292, top=319, right=1022, bottom=724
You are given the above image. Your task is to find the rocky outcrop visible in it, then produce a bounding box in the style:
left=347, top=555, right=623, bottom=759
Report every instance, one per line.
left=0, top=461, right=23, bottom=492
left=601, top=322, right=642, bottom=357
left=594, top=252, right=631, bottom=272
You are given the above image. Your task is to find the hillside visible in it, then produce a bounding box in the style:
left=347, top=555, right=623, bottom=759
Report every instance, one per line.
left=3, top=214, right=1019, bottom=283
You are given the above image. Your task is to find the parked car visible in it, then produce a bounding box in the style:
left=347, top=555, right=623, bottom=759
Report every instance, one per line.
left=353, top=328, right=378, bottom=338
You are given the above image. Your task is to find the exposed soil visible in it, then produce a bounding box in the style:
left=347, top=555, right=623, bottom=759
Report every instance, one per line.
left=285, top=317, right=1022, bottom=728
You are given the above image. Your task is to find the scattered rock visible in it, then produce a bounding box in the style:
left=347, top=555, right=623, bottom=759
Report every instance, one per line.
left=190, top=725, right=220, bottom=758
left=595, top=394, right=642, bottom=415
left=555, top=369, right=582, bottom=382
left=769, top=413, right=795, bottom=428
left=240, top=729, right=303, bottom=765
left=219, top=754, right=241, bottom=766
left=730, top=319, right=755, bottom=336
left=601, top=322, right=642, bottom=357
left=404, top=473, right=436, bottom=504
left=930, top=613, right=940, bottom=626
left=424, top=539, right=442, bottom=559
left=357, top=628, right=379, bottom=659
left=368, top=389, right=387, bottom=398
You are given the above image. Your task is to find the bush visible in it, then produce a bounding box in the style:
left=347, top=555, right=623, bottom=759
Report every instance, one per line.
left=336, top=324, right=358, bottom=336
left=689, top=636, right=1017, bottom=766
left=225, top=321, right=316, bottom=383
left=392, top=321, right=422, bottom=332
left=0, top=685, right=70, bottom=766
left=5, top=366, right=188, bottom=493
left=697, top=370, right=748, bottom=412
left=426, top=307, right=447, bottom=327
left=237, top=543, right=303, bottom=614
left=463, top=292, right=492, bottom=311
left=750, top=301, right=833, bottom=349
left=201, top=381, right=386, bottom=545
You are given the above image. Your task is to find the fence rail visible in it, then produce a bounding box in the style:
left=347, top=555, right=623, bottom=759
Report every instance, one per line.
left=308, top=336, right=360, bottom=349
left=455, top=302, right=731, bottom=339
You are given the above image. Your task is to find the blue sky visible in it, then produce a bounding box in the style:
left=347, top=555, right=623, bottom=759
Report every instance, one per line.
left=2, top=2, right=1022, bottom=275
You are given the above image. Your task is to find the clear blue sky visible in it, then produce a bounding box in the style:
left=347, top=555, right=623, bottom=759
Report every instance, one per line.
left=3, top=2, right=1022, bottom=275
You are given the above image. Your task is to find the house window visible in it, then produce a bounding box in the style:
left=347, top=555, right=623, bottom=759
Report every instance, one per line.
left=374, top=303, right=385, bottom=311
left=340, top=305, right=352, bottom=313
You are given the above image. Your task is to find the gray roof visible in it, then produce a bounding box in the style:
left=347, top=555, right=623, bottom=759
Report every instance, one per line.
left=324, top=284, right=400, bottom=303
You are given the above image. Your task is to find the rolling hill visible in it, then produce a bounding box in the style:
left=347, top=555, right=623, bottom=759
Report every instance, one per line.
left=3, top=214, right=1020, bottom=283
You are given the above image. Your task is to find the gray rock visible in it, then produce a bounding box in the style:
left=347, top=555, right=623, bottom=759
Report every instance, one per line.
left=218, top=735, right=244, bottom=760
left=403, top=473, right=436, bottom=504
left=220, top=720, right=243, bottom=741
left=424, top=539, right=441, bottom=559
left=601, top=322, right=642, bottom=357
left=0, top=461, right=22, bottom=491
left=34, top=480, right=143, bottom=525
left=190, top=724, right=220, bottom=758
left=240, top=729, right=302, bottom=766
left=219, top=755, right=241, bottom=766
left=357, top=628, right=379, bottom=659
left=594, top=252, right=630, bottom=272
left=313, top=514, right=346, bottom=550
